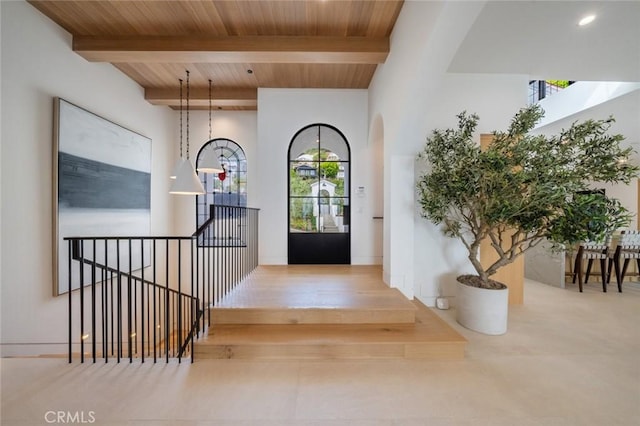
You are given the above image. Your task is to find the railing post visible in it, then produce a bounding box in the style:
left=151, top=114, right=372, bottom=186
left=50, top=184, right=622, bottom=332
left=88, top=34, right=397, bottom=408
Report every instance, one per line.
left=68, top=240, right=73, bottom=363
left=191, top=238, right=195, bottom=362
left=116, top=240, right=121, bottom=363
left=177, top=240, right=182, bottom=363
left=203, top=227, right=208, bottom=331
left=91, top=239, right=97, bottom=363
left=141, top=238, right=145, bottom=363
left=128, top=239, right=133, bottom=363
left=79, top=241, right=85, bottom=363
left=103, top=239, right=109, bottom=363
left=165, top=240, right=170, bottom=363
left=153, top=239, right=157, bottom=363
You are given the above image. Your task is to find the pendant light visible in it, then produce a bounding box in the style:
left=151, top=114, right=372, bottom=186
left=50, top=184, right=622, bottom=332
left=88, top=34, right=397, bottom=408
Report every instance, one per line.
left=170, top=70, right=205, bottom=195
left=197, top=79, right=224, bottom=174
left=169, top=78, right=186, bottom=179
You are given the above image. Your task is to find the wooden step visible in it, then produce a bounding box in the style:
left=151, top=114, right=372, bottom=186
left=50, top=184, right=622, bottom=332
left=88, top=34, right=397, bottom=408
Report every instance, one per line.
left=210, top=288, right=417, bottom=324
left=196, top=301, right=466, bottom=360
left=196, top=266, right=466, bottom=360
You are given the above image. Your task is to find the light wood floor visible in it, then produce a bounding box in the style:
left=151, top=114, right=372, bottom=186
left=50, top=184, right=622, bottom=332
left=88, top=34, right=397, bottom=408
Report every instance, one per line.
left=196, top=265, right=466, bottom=360
left=3, top=279, right=640, bottom=425
left=212, top=265, right=417, bottom=324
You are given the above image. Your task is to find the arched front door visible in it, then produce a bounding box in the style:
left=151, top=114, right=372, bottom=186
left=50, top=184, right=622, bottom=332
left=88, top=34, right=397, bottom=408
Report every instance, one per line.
left=288, top=124, right=350, bottom=264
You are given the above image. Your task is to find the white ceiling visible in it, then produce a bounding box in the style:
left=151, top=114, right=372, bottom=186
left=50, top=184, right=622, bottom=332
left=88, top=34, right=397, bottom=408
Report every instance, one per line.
left=448, top=1, right=640, bottom=82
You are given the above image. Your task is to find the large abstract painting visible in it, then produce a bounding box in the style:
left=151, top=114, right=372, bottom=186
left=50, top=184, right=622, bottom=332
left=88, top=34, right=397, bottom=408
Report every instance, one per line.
left=54, top=98, right=151, bottom=296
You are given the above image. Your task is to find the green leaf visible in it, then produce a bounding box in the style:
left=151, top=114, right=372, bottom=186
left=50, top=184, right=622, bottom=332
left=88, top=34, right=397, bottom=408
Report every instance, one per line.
left=416, top=105, right=639, bottom=287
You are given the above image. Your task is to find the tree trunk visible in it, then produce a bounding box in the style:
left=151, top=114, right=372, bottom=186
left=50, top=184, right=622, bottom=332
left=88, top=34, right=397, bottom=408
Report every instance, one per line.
left=468, top=252, right=488, bottom=284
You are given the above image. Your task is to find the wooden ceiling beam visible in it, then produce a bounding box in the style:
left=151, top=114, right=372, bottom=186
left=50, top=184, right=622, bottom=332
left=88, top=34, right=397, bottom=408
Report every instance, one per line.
left=145, top=87, right=257, bottom=108
left=73, top=36, right=389, bottom=64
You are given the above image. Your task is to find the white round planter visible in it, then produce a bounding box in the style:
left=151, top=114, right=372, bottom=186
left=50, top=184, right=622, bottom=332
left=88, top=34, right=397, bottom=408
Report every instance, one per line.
left=456, top=279, right=509, bottom=335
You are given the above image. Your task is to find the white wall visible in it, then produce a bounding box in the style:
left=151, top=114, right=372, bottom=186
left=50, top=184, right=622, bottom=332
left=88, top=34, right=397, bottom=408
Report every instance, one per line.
left=533, top=89, right=640, bottom=226
left=172, top=110, right=258, bottom=236
left=536, top=82, right=640, bottom=128
left=370, top=1, right=639, bottom=304
left=0, top=1, right=175, bottom=356
left=368, top=0, right=528, bottom=303
left=256, top=89, right=371, bottom=265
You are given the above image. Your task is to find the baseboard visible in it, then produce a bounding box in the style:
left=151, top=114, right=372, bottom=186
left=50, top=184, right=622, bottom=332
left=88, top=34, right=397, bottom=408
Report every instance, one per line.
left=351, top=256, right=383, bottom=265
left=415, top=295, right=436, bottom=307
left=1, top=343, right=67, bottom=358
left=258, top=256, right=287, bottom=265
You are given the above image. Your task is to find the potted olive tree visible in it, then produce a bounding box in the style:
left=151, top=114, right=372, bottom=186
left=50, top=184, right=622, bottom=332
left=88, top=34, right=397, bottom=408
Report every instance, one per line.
left=417, top=104, right=638, bottom=335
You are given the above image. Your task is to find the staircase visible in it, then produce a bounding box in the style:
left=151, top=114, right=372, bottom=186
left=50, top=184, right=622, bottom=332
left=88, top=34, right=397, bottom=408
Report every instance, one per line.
left=194, top=265, right=466, bottom=360
left=322, top=214, right=340, bottom=232
left=65, top=204, right=261, bottom=363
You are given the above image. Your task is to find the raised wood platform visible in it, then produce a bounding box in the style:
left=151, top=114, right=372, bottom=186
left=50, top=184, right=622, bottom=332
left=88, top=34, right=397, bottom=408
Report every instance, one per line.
left=195, top=265, right=466, bottom=360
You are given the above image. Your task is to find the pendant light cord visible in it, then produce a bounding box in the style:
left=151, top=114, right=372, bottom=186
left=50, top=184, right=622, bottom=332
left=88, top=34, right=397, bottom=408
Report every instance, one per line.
left=179, top=78, right=183, bottom=158
left=208, top=79, right=212, bottom=140
left=186, top=70, right=190, bottom=160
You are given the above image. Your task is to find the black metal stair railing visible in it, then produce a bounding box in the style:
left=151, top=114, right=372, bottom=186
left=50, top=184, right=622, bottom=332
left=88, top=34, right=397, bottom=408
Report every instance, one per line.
left=67, top=237, right=202, bottom=364
left=66, top=205, right=259, bottom=363
left=528, top=80, right=576, bottom=104
left=194, top=205, right=260, bottom=332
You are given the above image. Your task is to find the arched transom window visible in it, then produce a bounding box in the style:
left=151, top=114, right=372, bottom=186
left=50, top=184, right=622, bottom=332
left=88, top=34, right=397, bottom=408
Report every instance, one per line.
left=195, top=138, right=247, bottom=230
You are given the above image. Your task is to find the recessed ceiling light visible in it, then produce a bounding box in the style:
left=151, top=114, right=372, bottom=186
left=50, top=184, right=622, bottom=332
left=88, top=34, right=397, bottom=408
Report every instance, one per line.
left=578, top=14, right=596, bottom=26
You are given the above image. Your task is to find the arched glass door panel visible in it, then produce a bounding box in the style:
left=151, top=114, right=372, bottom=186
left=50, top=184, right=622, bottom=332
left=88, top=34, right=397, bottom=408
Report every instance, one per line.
left=288, top=124, right=350, bottom=264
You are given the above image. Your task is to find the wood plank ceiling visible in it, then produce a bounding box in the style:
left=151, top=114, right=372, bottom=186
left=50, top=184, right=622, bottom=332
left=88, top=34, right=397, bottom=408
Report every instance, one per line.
left=28, top=0, right=404, bottom=110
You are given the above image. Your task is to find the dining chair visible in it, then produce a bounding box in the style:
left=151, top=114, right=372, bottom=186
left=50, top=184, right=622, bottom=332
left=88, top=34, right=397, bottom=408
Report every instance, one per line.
left=607, top=230, right=640, bottom=292
left=573, top=240, right=610, bottom=292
